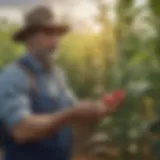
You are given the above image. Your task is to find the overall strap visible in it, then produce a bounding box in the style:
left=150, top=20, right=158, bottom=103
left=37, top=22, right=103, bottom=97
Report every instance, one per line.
left=17, top=58, right=37, bottom=92
left=18, top=58, right=37, bottom=74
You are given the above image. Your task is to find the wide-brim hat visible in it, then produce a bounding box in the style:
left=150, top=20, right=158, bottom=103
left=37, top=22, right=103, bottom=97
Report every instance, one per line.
left=13, top=6, right=70, bottom=43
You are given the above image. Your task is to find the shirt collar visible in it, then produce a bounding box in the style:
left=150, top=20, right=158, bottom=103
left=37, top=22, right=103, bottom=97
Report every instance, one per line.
left=25, top=54, right=45, bottom=74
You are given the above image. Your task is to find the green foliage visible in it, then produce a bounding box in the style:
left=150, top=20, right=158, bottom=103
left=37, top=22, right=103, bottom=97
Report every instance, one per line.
left=1, top=1, right=160, bottom=158
left=59, top=29, right=115, bottom=98
left=0, top=25, right=24, bottom=69
left=149, top=0, right=160, bottom=17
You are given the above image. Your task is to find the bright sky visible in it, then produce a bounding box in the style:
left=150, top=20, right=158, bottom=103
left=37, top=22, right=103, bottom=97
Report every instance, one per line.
left=0, top=0, right=147, bottom=24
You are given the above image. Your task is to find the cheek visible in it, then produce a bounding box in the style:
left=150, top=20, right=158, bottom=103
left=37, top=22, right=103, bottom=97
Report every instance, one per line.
left=38, top=34, right=59, bottom=47
left=39, top=37, right=50, bottom=47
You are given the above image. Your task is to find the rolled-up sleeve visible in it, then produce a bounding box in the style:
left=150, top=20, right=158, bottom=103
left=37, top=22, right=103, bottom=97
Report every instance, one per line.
left=0, top=65, right=31, bottom=131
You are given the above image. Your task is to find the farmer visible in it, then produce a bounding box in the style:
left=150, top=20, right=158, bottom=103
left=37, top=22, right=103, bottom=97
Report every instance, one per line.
left=0, top=6, right=122, bottom=160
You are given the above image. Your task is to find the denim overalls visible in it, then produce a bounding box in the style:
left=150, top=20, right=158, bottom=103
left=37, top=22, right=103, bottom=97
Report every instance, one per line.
left=4, top=56, right=73, bottom=160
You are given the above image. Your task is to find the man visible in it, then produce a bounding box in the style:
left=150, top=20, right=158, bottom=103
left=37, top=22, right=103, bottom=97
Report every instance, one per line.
left=0, top=6, right=122, bottom=160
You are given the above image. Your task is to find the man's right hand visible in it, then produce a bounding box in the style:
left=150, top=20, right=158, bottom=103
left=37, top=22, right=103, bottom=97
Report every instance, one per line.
left=71, top=101, right=101, bottom=122
left=70, top=100, right=115, bottom=123
left=70, top=94, right=125, bottom=123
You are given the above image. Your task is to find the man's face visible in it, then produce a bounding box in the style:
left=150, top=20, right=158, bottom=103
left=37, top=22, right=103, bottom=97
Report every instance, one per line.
left=33, top=29, right=60, bottom=58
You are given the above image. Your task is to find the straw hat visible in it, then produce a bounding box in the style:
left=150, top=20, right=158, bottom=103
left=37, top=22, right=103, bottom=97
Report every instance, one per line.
left=13, top=6, right=69, bottom=42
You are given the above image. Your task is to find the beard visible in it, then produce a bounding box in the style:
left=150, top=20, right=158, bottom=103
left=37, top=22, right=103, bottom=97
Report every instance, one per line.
left=36, top=46, right=55, bottom=60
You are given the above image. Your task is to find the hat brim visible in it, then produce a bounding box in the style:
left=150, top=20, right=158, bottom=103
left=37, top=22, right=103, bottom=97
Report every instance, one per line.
left=13, top=24, right=70, bottom=43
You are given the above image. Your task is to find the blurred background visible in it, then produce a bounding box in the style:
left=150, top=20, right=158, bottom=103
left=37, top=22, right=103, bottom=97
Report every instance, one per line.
left=0, top=0, right=160, bottom=159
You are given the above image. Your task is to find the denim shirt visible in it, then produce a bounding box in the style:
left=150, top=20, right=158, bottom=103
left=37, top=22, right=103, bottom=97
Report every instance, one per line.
left=0, top=54, right=77, bottom=160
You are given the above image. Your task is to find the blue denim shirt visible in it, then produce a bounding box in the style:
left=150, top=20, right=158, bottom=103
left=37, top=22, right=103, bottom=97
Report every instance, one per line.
left=0, top=54, right=77, bottom=160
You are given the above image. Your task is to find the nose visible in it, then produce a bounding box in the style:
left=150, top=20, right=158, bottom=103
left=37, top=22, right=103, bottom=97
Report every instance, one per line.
left=51, top=35, right=59, bottom=45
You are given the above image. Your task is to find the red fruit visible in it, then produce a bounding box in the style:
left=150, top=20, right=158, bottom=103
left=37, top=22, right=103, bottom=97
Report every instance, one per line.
left=113, top=89, right=125, bottom=98
left=102, top=95, right=116, bottom=107
left=102, top=89, right=126, bottom=109
left=112, top=89, right=126, bottom=104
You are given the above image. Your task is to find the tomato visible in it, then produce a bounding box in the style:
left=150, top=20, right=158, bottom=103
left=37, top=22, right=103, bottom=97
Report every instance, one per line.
left=113, top=89, right=126, bottom=102
left=102, top=95, right=116, bottom=107
left=102, top=89, right=126, bottom=108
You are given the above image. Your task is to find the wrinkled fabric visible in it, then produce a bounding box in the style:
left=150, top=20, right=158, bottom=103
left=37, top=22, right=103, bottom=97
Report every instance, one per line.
left=0, top=54, right=77, bottom=160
